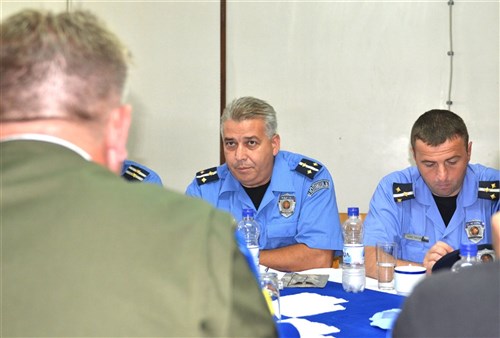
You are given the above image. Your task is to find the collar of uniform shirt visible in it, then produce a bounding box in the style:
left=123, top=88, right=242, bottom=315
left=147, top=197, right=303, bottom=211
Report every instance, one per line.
left=0, top=133, right=92, bottom=161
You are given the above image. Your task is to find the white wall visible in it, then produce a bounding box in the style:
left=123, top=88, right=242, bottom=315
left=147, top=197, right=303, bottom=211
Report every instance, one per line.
left=2, top=1, right=499, bottom=213
left=227, top=1, right=499, bottom=212
left=2, top=0, right=221, bottom=198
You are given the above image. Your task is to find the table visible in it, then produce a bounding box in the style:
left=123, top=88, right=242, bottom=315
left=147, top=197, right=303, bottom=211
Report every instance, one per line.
left=272, top=268, right=405, bottom=337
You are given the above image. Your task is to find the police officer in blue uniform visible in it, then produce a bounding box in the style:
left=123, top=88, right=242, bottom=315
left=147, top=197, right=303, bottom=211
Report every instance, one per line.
left=363, top=109, right=499, bottom=277
left=186, top=97, right=343, bottom=272
left=121, top=159, right=163, bottom=186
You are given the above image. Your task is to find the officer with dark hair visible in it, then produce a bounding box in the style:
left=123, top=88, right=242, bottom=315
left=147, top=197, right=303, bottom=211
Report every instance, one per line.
left=363, top=109, right=499, bottom=278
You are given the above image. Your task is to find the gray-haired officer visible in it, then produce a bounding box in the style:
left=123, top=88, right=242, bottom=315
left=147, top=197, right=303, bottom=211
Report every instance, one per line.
left=186, top=96, right=343, bottom=272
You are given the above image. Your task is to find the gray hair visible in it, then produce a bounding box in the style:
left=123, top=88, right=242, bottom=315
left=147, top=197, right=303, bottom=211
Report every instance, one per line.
left=410, top=109, right=469, bottom=150
left=0, top=9, right=131, bottom=123
left=220, top=97, right=278, bottom=138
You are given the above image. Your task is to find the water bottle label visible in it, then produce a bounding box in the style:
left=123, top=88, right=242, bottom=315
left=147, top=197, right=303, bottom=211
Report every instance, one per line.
left=343, top=245, right=364, bottom=265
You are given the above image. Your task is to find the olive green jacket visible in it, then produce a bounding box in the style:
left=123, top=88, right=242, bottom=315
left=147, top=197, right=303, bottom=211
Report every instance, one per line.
left=1, top=140, right=277, bottom=337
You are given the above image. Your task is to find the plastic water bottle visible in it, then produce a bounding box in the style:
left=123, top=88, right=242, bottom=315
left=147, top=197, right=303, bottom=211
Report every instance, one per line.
left=451, top=243, right=480, bottom=273
left=236, top=209, right=260, bottom=270
left=342, top=207, right=365, bottom=292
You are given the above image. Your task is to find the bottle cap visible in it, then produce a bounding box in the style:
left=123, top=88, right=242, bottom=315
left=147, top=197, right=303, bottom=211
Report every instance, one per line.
left=459, top=243, right=478, bottom=256
left=347, top=207, right=359, bottom=217
left=242, top=208, right=254, bottom=217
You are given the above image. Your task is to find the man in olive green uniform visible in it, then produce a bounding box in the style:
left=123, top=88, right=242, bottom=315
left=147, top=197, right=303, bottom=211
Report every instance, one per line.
left=0, top=9, right=276, bottom=337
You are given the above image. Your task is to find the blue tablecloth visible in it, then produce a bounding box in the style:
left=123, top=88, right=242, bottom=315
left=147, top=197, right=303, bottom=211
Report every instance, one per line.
left=279, top=281, right=405, bottom=337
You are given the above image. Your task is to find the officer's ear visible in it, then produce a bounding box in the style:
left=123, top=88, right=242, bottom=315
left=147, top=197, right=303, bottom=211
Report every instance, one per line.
left=105, top=104, right=131, bottom=174
left=411, top=144, right=416, bottom=163
left=271, top=134, right=280, bottom=156
left=466, top=141, right=472, bottom=161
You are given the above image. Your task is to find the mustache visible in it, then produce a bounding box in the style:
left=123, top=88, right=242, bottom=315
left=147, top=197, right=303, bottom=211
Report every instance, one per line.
left=233, top=161, right=252, bottom=169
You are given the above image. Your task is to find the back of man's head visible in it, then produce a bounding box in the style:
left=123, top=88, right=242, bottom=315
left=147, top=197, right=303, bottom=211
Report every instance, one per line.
left=410, top=109, right=469, bottom=150
left=0, top=9, right=130, bottom=124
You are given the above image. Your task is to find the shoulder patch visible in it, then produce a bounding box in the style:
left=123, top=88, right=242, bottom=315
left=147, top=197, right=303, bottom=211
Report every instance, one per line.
left=393, top=183, right=414, bottom=203
left=308, top=179, right=330, bottom=196
left=196, top=167, right=219, bottom=185
left=123, top=164, right=149, bottom=182
left=478, top=180, right=499, bottom=201
left=295, top=158, right=322, bottom=179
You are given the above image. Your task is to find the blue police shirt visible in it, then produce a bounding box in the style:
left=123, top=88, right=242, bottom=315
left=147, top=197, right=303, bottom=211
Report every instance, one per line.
left=121, top=160, right=163, bottom=186
left=186, top=150, right=343, bottom=251
left=364, top=164, right=500, bottom=263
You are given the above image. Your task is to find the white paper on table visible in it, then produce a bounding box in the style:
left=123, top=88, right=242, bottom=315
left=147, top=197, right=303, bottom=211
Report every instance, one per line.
left=369, top=308, right=401, bottom=330
left=281, top=317, right=340, bottom=338
left=280, top=292, right=347, bottom=317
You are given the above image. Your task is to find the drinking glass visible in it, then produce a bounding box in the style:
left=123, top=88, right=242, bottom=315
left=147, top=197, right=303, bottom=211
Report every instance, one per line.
left=376, top=242, right=398, bottom=290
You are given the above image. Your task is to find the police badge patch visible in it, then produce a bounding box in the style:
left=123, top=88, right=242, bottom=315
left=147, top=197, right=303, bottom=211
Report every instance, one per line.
left=465, top=220, right=485, bottom=243
left=278, top=193, right=296, bottom=218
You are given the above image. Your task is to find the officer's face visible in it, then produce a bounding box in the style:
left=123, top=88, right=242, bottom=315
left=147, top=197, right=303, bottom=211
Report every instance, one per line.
left=413, top=137, right=471, bottom=197
left=222, top=118, right=280, bottom=188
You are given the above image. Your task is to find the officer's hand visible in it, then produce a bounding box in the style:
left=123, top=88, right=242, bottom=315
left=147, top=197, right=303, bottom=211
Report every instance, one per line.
left=423, top=241, right=454, bottom=274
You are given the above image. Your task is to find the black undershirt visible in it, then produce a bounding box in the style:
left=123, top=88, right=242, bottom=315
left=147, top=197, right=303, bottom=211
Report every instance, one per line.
left=432, top=194, right=458, bottom=226
left=243, top=181, right=271, bottom=210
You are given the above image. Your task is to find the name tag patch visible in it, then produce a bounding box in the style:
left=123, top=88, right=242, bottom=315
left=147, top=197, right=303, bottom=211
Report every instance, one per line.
left=307, top=179, right=330, bottom=196
left=404, top=233, right=429, bottom=243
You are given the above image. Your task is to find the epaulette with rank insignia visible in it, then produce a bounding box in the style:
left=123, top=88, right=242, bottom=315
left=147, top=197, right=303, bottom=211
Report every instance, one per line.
left=478, top=180, right=499, bottom=201
left=196, top=167, right=219, bottom=185
left=393, top=183, right=415, bottom=202
left=295, top=158, right=322, bottom=179
left=123, top=164, right=150, bottom=182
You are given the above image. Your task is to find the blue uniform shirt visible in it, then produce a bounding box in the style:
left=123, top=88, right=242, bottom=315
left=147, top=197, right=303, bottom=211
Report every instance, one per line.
left=186, top=150, right=343, bottom=251
left=364, top=164, right=500, bottom=263
left=121, top=160, right=163, bottom=186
